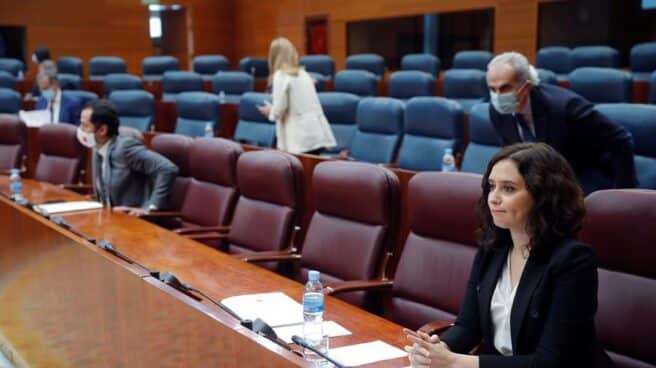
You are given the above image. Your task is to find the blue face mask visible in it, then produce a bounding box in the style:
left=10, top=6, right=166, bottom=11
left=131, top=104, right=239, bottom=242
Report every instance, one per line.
left=490, top=82, right=528, bottom=115
left=41, top=89, right=55, bottom=101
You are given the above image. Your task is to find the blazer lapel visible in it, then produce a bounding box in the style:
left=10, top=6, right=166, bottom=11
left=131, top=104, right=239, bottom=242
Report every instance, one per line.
left=479, top=245, right=509, bottom=344
left=510, top=255, right=548, bottom=351
left=530, top=88, right=548, bottom=142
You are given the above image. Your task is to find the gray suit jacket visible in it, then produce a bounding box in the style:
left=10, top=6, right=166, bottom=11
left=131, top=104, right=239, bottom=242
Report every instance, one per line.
left=93, top=136, right=179, bottom=209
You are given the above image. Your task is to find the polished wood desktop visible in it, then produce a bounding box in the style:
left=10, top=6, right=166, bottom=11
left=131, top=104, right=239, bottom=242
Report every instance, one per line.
left=0, top=177, right=410, bottom=367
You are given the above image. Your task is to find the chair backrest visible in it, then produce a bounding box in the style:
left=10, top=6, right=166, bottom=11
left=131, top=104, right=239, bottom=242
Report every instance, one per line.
left=595, top=103, right=656, bottom=189
left=180, top=137, right=242, bottom=231
left=442, top=69, right=488, bottom=112
left=307, top=72, right=327, bottom=92
left=162, top=71, right=204, bottom=102
left=401, top=54, right=441, bottom=77
left=211, top=71, right=254, bottom=103
left=397, top=97, right=464, bottom=171
left=238, top=57, right=268, bottom=79
left=192, top=55, right=230, bottom=79
left=630, top=42, right=656, bottom=81
left=57, top=57, right=83, bottom=77
left=0, top=114, right=26, bottom=170
left=300, top=160, right=400, bottom=308
left=452, top=51, right=493, bottom=70
left=58, top=73, right=82, bottom=90
left=392, top=171, right=482, bottom=329
left=34, top=124, right=86, bottom=185
left=580, top=189, right=656, bottom=368
left=0, top=87, right=20, bottom=114
left=0, top=58, right=24, bottom=78
left=142, top=56, right=180, bottom=80
left=233, top=92, right=275, bottom=147
left=461, top=103, right=500, bottom=174
left=536, top=68, right=558, bottom=85
left=570, top=46, right=620, bottom=69
left=89, top=56, right=127, bottom=80
left=62, top=90, right=98, bottom=108
left=536, top=46, right=571, bottom=75
left=569, top=67, right=633, bottom=103
left=109, top=90, right=155, bottom=132
left=175, top=91, right=221, bottom=137
left=345, top=53, right=385, bottom=78
left=150, top=133, right=194, bottom=211
left=318, top=92, right=360, bottom=153
left=334, top=70, right=378, bottom=97
left=227, top=150, right=304, bottom=255
left=299, top=55, right=335, bottom=79
left=350, top=97, right=405, bottom=164
left=0, top=70, right=16, bottom=90
left=651, top=71, right=656, bottom=104
left=388, top=71, right=436, bottom=100
left=103, top=73, right=143, bottom=95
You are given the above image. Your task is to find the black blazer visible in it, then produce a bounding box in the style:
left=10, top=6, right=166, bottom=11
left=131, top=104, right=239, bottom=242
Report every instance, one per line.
left=440, top=239, right=613, bottom=368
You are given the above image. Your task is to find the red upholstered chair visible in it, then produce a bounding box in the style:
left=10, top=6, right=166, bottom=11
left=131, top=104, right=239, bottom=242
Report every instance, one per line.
left=150, top=133, right=193, bottom=212
left=34, top=124, right=86, bottom=185
left=391, top=172, right=482, bottom=331
left=580, top=189, right=656, bottom=368
left=0, top=114, right=26, bottom=172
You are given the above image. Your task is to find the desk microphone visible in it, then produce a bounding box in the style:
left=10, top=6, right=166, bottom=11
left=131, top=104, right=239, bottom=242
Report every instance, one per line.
left=51, top=215, right=97, bottom=244
left=292, top=335, right=344, bottom=368
left=97, top=239, right=157, bottom=277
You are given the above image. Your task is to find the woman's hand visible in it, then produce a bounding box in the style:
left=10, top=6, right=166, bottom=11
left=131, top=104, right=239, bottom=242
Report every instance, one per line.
left=404, top=329, right=456, bottom=368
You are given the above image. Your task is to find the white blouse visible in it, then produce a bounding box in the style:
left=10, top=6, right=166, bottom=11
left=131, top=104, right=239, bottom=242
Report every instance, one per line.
left=490, top=253, right=519, bottom=356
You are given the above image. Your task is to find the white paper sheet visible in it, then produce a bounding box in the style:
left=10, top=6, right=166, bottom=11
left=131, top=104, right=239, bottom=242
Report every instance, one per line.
left=220, top=292, right=304, bottom=327
left=33, top=201, right=103, bottom=215
left=19, top=109, right=51, bottom=127
left=274, top=320, right=351, bottom=344
left=328, top=340, right=407, bottom=367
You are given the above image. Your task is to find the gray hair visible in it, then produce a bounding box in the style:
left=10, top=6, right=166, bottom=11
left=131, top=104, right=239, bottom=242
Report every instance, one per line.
left=488, top=51, right=540, bottom=85
left=40, top=59, right=57, bottom=74
left=37, top=71, right=59, bottom=85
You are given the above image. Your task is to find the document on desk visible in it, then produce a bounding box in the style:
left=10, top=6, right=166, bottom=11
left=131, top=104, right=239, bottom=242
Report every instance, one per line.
left=33, top=201, right=103, bottom=216
left=274, top=320, right=351, bottom=343
left=18, top=109, right=51, bottom=127
left=328, top=340, right=407, bottom=367
left=220, top=292, right=304, bottom=327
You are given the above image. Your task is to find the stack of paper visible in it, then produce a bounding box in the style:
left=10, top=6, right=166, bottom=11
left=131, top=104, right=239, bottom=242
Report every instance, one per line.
left=328, top=340, right=407, bottom=367
left=273, top=321, right=351, bottom=343
left=220, top=292, right=304, bottom=327
left=33, top=201, right=103, bottom=216
left=19, top=110, right=51, bottom=127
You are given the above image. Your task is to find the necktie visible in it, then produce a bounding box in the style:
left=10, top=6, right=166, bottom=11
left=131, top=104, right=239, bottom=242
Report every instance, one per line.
left=49, top=102, right=54, bottom=123
left=515, top=114, right=535, bottom=142
left=95, top=153, right=109, bottom=205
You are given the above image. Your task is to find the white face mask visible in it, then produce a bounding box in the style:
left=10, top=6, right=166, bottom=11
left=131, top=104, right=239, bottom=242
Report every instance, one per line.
left=76, top=127, right=97, bottom=148
left=490, top=82, right=528, bottom=115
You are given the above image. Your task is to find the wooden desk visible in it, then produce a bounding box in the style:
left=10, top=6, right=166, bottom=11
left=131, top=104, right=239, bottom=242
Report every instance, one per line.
left=0, top=178, right=410, bottom=367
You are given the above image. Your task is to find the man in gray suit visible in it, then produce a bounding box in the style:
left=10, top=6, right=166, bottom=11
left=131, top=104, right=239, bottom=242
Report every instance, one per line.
left=77, top=99, right=178, bottom=216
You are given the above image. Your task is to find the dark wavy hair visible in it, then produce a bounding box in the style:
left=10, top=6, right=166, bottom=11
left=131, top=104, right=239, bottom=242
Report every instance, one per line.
left=478, top=143, right=585, bottom=259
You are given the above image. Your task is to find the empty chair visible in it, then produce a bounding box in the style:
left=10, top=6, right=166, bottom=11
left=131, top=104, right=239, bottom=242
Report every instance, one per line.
left=571, top=46, right=620, bottom=69
left=58, top=73, right=82, bottom=90
left=345, top=53, right=385, bottom=79
left=397, top=97, right=464, bottom=171
left=193, top=55, right=230, bottom=80
left=334, top=70, right=377, bottom=97
left=103, top=73, right=143, bottom=96
left=150, top=133, right=194, bottom=211
left=0, top=114, right=26, bottom=171
left=0, top=88, right=20, bottom=114
left=0, top=71, right=16, bottom=90
left=162, top=71, right=204, bottom=101
left=57, top=57, right=83, bottom=77
left=109, top=90, right=155, bottom=132
left=595, top=103, right=656, bottom=189
left=62, top=90, right=98, bottom=108
left=630, top=42, right=656, bottom=81
left=580, top=190, right=656, bottom=368
left=536, top=68, right=558, bottom=85
left=34, top=124, right=86, bottom=185
left=651, top=71, right=656, bottom=104
left=536, top=46, right=571, bottom=80
left=391, top=171, right=481, bottom=329
left=239, top=57, right=268, bottom=79
left=461, top=103, right=501, bottom=174
left=175, top=91, right=221, bottom=137
left=233, top=92, right=275, bottom=147
left=211, top=71, right=254, bottom=103
left=452, top=50, right=493, bottom=70
left=569, top=67, right=632, bottom=103
left=388, top=71, right=436, bottom=100
left=318, top=92, right=360, bottom=154
left=0, top=58, right=24, bottom=78
left=401, top=54, right=441, bottom=77
left=299, top=55, right=335, bottom=81
left=307, top=72, right=327, bottom=92
left=142, top=56, right=180, bottom=81
left=89, top=56, right=127, bottom=80
left=348, top=97, right=404, bottom=164
left=442, top=69, right=488, bottom=112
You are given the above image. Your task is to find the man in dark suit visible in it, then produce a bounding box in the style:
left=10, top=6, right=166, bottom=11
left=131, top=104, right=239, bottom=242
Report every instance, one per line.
left=35, top=72, right=81, bottom=125
left=77, top=99, right=179, bottom=216
left=485, top=52, right=636, bottom=193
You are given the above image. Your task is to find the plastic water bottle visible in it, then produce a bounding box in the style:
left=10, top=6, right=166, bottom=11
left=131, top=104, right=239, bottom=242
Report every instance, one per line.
left=9, top=168, right=23, bottom=200
left=303, top=270, right=326, bottom=363
left=218, top=90, right=226, bottom=104
left=442, top=147, right=456, bottom=172
left=204, top=122, right=214, bottom=138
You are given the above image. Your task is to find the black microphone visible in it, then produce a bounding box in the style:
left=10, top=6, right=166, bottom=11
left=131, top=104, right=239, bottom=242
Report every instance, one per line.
left=97, top=239, right=157, bottom=277
left=292, top=335, right=343, bottom=368
left=51, top=215, right=97, bottom=244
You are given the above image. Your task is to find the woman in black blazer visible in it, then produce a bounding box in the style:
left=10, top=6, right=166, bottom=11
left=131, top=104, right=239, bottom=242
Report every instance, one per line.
left=406, top=142, right=613, bottom=368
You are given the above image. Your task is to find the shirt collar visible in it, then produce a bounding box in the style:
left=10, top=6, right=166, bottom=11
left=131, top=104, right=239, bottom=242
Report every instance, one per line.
left=96, top=140, right=110, bottom=157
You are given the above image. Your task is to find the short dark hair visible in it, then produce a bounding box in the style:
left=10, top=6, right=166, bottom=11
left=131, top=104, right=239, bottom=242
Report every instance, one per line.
left=84, top=99, right=120, bottom=137
left=34, top=46, right=51, bottom=63
left=478, top=143, right=585, bottom=259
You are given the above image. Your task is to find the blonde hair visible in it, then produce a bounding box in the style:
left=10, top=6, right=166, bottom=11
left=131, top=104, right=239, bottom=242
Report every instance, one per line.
left=268, top=37, right=301, bottom=83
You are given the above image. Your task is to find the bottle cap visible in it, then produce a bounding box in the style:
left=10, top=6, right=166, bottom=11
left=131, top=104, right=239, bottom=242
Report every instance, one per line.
left=308, top=270, right=320, bottom=281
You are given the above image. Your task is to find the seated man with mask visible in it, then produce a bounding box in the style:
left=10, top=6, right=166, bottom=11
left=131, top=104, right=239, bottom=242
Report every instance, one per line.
left=77, top=99, right=179, bottom=216
left=486, top=52, right=636, bottom=193
left=35, top=71, right=82, bottom=125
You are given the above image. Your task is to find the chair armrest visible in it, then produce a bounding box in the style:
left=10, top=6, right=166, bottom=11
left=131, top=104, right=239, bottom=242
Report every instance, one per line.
left=173, top=225, right=230, bottom=235
left=239, top=251, right=302, bottom=263
left=186, top=232, right=228, bottom=241
left=325, top=279, right=393, bottom=295
left=418, top=319, right=454, bottom=336
left=61, top=183, right=93, bottom=194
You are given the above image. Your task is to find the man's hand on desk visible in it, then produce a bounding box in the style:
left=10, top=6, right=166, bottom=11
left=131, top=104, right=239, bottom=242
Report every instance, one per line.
left=113, top=206, right=149, bottom=217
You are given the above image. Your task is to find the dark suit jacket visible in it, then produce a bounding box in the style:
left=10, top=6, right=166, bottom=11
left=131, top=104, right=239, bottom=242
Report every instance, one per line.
left=93, top=135, right=179, bottom=209
left=488, top=83, right=636, bottom=193
left=35, top=92, right=81, bottom=125
left=440, top=239, right=613, bottom=368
